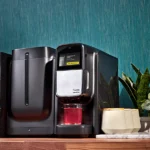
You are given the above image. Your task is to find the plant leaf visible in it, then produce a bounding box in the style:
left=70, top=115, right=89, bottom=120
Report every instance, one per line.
left=131, top=63, right=142, bottom=89
left=129, top=77, right=137, bottom=89
left=141, top=100, right=150, bottom=110
left=131, top=63, right=142, bottom=75
left=119, top=77, right=137, bottom=108
left=137, top=69, right=150, bottom=112
left=122, top=73, right=137, bottom=99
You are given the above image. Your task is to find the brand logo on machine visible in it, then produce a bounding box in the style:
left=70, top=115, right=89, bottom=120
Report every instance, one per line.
left=73, top=89, right=80, bottom=93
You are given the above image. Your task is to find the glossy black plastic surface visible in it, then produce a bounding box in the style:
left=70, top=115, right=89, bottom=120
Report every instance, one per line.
left=55, top=43, right=119, bottom=137
left=0, top=52, right=11, bottom=137
left=7, top=47, right=55, bottom=136
left=12, top=47, right=54, bottom=60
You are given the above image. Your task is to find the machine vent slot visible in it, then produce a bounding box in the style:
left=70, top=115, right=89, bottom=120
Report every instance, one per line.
left=25, top=52, right=29, bottom=106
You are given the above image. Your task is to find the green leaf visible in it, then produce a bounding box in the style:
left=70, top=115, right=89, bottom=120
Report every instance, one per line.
left=144, top=68, right=149, bottom=74
left=137, top=68, right=150, bottom=112
left=141, top=100, right=150, bottom=111
left=119, top=77, right=137, bottom=108
left=129, top=77, right=137, bottom=89
left=122, top=73, right=137, bottom=99
left=131, top=63, right=142, bottom=89
left=131, top=63, right=142, bottom=76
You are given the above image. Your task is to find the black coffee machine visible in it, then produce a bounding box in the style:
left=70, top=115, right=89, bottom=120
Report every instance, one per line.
left=7, top=47, right=55, bottom=136
left=0, top=52, right=11, bottom=137
left=54, top=43, right=119, bottom=137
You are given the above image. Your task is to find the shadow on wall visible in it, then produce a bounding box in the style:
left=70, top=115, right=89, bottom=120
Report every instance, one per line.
left=119, top=88, right=135, bottom=108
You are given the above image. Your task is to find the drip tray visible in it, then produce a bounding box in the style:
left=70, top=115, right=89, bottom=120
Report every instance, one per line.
left=56, top=124, right=92, bottom=135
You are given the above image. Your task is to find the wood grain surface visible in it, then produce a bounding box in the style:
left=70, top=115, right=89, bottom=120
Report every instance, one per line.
left=0, top=138, right=150, bottom=150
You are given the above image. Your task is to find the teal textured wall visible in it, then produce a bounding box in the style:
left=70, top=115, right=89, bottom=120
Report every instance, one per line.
left=0, top=0, right=150, bottom=107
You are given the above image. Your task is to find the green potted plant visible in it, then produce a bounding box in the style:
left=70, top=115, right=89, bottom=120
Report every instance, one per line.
left=119, top=63, right=150, bottom=133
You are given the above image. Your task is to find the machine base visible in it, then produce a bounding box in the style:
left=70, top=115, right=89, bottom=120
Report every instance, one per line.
left=7, top=127, right=53, bottom=136
left=56, top=124, right=92, bottom=137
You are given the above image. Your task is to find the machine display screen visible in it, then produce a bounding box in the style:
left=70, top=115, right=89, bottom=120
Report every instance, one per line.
left=59, top=52, right=80, bottom=67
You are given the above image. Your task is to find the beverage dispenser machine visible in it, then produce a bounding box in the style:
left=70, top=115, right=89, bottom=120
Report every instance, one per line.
left=54, top=43, right=119, bottom=137
left=7, top=47, right=55, bottom=136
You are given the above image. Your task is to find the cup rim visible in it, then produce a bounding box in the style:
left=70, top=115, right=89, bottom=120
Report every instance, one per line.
left=103, top=108, right=124, bottom=111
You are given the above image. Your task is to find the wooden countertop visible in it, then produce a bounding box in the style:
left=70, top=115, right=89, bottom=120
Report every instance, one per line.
left=0, top=138, right=150, bottom=150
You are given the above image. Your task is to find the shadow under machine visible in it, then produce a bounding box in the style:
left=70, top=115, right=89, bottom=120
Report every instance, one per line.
left=54, top=43, right=119, bottom=137
left=7, top=47, right=55, bottom=136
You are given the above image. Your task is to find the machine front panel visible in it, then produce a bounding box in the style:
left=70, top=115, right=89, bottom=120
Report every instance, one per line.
left=56, top=70, right=83, bottom=97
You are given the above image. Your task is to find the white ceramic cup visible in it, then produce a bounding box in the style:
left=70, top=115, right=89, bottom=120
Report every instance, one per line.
left=124, top=109, right=134, bottom=133
left=102, top=108, right=127, bottom=134
left=131, top=109, right=141, bottom=133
